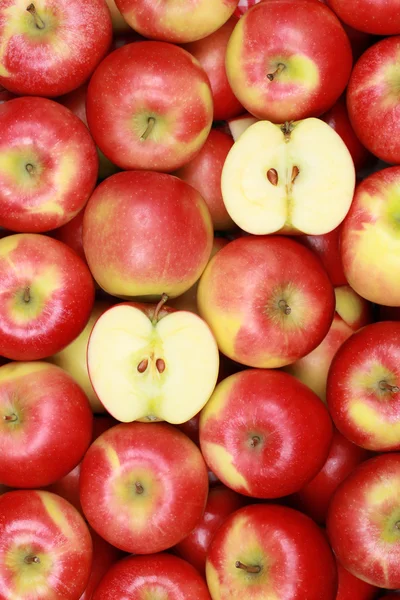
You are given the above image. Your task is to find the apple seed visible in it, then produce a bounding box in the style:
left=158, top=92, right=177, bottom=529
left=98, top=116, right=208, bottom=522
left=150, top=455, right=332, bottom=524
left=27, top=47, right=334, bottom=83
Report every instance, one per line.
left=267, top=168, right=279, bottom=186
left=156, top=358, right=166, bottom=373
left=137, top=359, right=148, bottom=373
left=291, top=166, right=300, bottom=183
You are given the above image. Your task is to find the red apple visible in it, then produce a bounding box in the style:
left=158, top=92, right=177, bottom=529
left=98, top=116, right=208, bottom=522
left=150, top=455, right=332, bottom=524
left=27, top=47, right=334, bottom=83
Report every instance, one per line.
left=326, top=0, right=400, bottom=34
left=299, top=225, right=347, bottom=287
left=197, top=235, right=335, bottom=368
left=83, top=171, right=213, bottom=300
left=0, top=489, right=92, bottom=600
left=226, top=0, right=352, bottom=122
left=327, top=321, right=400, bottom=452
left=336, top=562, right=378, bottom=600
left=207, top=503, right=337, bottom=599
left=175, top=130, right=236, bottom=231
left=0, top=97, right=98, bottom=232
left=80, top=528, right=122, bottom=600
left=347, top=37, right=400, bottom=164
left=290, top=428, right=370, bottom=524
left=0, top=0, right=112, bottom=97
left=0, top=234, right=95, bottom=360
left=0, top=361, right=93, bottom=488
left=92, top=553, right=212, bottom=599
left=86, top=42, right=213, bottom=172
left=0, top=86, right=15, bottom=103
left=50, top=209, right=86, bottom=264
left=80, top=422, right=209, bottom=554
left=183, top=16, right=244, bottom=121
left=327, top=453, right=400, bottom=589
left=173, top=485, right=245, bottom=574
left=200, top=369, right=333, bottom=498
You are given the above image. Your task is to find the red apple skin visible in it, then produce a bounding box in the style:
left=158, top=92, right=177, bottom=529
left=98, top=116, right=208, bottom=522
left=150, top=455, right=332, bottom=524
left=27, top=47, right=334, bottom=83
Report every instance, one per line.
left=290, top=428, right=370, bottom=524
left=335, top=285, right=373, bottom=331
left=0, top=87, right=15, bottom=103
left=50, top=209, right=86, bottom=264
left=226, top=0, right=353, bottom=123
left=347, top=37, right=400, bottom=164
left=207, top=503, right=337, bottom=599
left=183, top=16, right=244, bottom=121
left=174, top=485, right=245, bottom=575
left=299, top=225, right=347, bottom=287
left=200, top=369, right=333, bottom=498
left=0, top=489, right=93, bottom=600
left=80, top=422, right=209, bottom=554
left=175, top=130, right=236, bottom=231
left=0, top=97, right=98, bottom=233
left=0, top=234, right=95, bottom=361
left=105, top=0, right=131, bottom=33
left=0, top=0, right=112, bottom=97
left=0, top=361, right=93, bottom=488
left=336, top=562, right=378, bottom=600
left=80, top=528, right=122, bottom=600
left=86, top=42, right=213, bottom=172
left=321, top=96, right=373, bottom=172
left=92, top=553, right=212, bottom=600
left=83, top=171, right=213, bottom=300
left=325, top=0, right=400, bottom=35
left=327, top=322, right=400, bottom=452
left=327, top=453, right=400, bottom=589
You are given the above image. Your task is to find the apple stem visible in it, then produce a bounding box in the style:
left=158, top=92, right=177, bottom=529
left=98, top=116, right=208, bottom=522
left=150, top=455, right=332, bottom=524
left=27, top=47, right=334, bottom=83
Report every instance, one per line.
left=278, top=299, right=291, bottom=315
left=291, top=166, right=300, bottom=183
left=379, top=380, right=400, bottom=393
left=135, top=481, right=144, bottom=495
left=281, top=121, right=295, bottom=142
left=140, top=117, right=156, bottom=142
left=26, top=3, right=45, bottom=30
left=267, top=168, right=278, bottom=186
left=235, top=561, right=261, bottom=574
left=23, top=287, right=31, bottom=303
left=3, top=413, right=18, bottom=423
left=25, top=163, right=35, bottom=175
left=250, top=436, right=261, bottom=448
left=152, top=293, right=169, bottom=325
left=156, top=358, right=166, bottom=373
left=24, top=555, right=40, bottom=565
left=267, top=63, right=285, bottom=81
left=137, top=359, right=148, bottom=373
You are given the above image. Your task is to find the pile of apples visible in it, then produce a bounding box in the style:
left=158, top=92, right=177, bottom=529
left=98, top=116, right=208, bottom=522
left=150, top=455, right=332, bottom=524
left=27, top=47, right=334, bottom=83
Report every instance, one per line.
left=2, top=0, right=400, bottom=598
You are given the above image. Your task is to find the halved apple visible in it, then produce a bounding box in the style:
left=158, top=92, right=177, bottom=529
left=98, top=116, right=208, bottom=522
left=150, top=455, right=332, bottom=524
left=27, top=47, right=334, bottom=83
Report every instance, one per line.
left=227, top=112, right=259, bottom=141
left=87, top=296, right=219, bottom=424
left=221, top=118, right=356, bottom=235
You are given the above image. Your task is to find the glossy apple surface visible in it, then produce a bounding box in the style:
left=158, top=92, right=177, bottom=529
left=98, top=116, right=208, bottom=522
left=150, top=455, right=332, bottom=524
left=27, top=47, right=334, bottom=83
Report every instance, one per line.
left=326, top=0, right=400, bottom=34
left=336, top=562, right=378, bottom=600
left=105, top=0, right=131, bottom=32
left=80, top=422, right=209, bottom=554
left=86, top=42, right=213, bottom=172
left=50, top=209, right=86, bottom=264
left=0, top=234, right=94, bottom=361
left=0, top=0, right=112, bottom=96
left=80, top=528, right=122, bottom=600
left=299, top=225, right=347, bottom=287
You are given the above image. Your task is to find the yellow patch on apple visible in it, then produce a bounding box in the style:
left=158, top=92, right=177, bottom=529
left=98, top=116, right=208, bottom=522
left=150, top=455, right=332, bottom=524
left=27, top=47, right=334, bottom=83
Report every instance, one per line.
left=201, top=441, right=249, bottom=492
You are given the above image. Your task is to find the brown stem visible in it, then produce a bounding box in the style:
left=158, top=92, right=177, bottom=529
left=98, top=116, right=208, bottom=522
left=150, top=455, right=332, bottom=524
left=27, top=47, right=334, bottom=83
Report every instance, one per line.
left=267, top=168, right=278, bottom=186
left=137, top=359, right=148, bottom=373
left=26, top=4, right=45, bottom=30
left=379, top=380, right=400, bottom=393
left=140, top=117, right=156, bottom=141
left=291, top=166, right=300, bottom=183
left=278, top=299, right=291, bottom=315
left=23, top=287, right=31, bottom=303
left=395, top=521, right=400, bottom=530
left=152, top=293, right=169, bottom=324
left=267, top=63, right=285, bottom=81
left=25, top=163, right=35, bottom=175
left=135, top=481, right=144, bottom=495
left=250, top=436, right=261, bottom=448
left=281, top=121, right=295, bottom=142
left=3, top=414, right=18, bottom=423
left=235, top=561, right=261, bottom=574
left=24, top=555, right=40, bottom=565
left=156, top=358, right=166, bottom=373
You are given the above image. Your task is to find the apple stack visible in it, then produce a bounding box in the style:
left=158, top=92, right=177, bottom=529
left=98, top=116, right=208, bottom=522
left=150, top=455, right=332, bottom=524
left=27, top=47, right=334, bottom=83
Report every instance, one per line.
left=2, top=0, right=400, bottom=598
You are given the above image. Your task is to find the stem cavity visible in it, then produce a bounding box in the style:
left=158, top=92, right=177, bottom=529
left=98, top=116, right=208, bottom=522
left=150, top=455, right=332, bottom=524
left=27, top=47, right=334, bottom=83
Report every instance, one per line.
left=278, top=299, right=291, bottom=315
left=23, top=287, right=31, bottom=303
left=135, top=481, right=144, bottom=495
left=3, top=414, right=18, bottom=423
left=267, top=63, right=285, bottom=81
left=24, top=555, right=40, bottom=565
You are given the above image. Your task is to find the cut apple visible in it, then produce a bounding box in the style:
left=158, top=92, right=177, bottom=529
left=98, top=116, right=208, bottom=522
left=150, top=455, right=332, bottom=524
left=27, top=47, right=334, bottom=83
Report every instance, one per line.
left=227, top=112, right=259, bottom=141
left=221, top=118, right=356, bottom=235
left=87, top=298, right=219, bottom=424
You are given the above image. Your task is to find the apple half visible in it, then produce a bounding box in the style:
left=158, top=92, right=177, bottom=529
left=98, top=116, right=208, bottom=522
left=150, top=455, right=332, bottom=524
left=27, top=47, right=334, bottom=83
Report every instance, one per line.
left=221, top=118, right=356, bottom=235
left=87, top=296, right=219, bottom=424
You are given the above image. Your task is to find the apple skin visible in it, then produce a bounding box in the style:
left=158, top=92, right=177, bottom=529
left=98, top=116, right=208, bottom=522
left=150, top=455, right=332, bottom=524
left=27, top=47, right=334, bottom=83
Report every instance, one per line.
left=0, top=361, right=93, bottom=489
left=182, top=16, right=244, bottom=121
left=336, top=562, right=378, bottom=600
left=0, top=97, right=98, bottom=232
left=321, top=95, right=373, bottom=172
left=79, top=422, right=209, bottom=554
left=327, top=453, right=400, bottom=589
left=0, top=489, right=93, bottom=600
left=0, top=87, right=15, bottom=103
left=326, top=0, right=400, bottom=34
left=335, top=285, right=373, bottom=331
left=83, top=171, right=213, bottom=300
left=341, top=166, right=400, bottom=306
left=50, top=209, right=86, bottom=264
left=290, top=428, right=370, bottom=524
left=86, top=42, right=213, bottom=172
left=347, top=37, right=400, bottom=164
left=206, top=503, right=337, bottom=600
left=175, top=130, right=236, bottom=231
left=197, top=235, right=335, bottom=369
left=80, top=528, right=123, bottom=600
left=92, top=553, right=212, bottom=600
left=0, top=234, right=95, bottom=361
left=299, top=225, right=347, bottom=287
left=226, top=0, right=352, bottom=122
left=0, top=0, right=112, bottom=97
left=105, top=0, right=130, bottom=32
left=200, top=369, right=333, bottom=499
left=173, top=485, right=245, bottom=575
left=327, top=321, right=400, bottom=452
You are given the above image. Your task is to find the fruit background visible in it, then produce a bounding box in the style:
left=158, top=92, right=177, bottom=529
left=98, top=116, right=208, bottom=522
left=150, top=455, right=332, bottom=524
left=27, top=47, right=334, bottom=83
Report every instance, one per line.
left=1, top=0, right=400, bottom=599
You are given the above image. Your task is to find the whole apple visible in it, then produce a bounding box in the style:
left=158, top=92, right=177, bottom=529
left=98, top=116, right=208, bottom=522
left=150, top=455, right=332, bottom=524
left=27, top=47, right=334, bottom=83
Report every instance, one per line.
left=0, top=0, right=112, bottom=97
left=86, top=42, right=213, bottom=172
left=0, top=97, right=98, bottom=232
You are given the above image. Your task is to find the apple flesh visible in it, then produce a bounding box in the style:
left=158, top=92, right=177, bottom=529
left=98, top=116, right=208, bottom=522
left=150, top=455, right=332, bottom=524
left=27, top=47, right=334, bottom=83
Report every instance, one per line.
left=0, top=0, right=112, bottom=97
left=79, top=422, right=209, bottom=554
left=227, top=112, right=258, bottom=141
left=87, top=298, right=219, bottom=424
left=221, top=118, right=356, bottom=235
